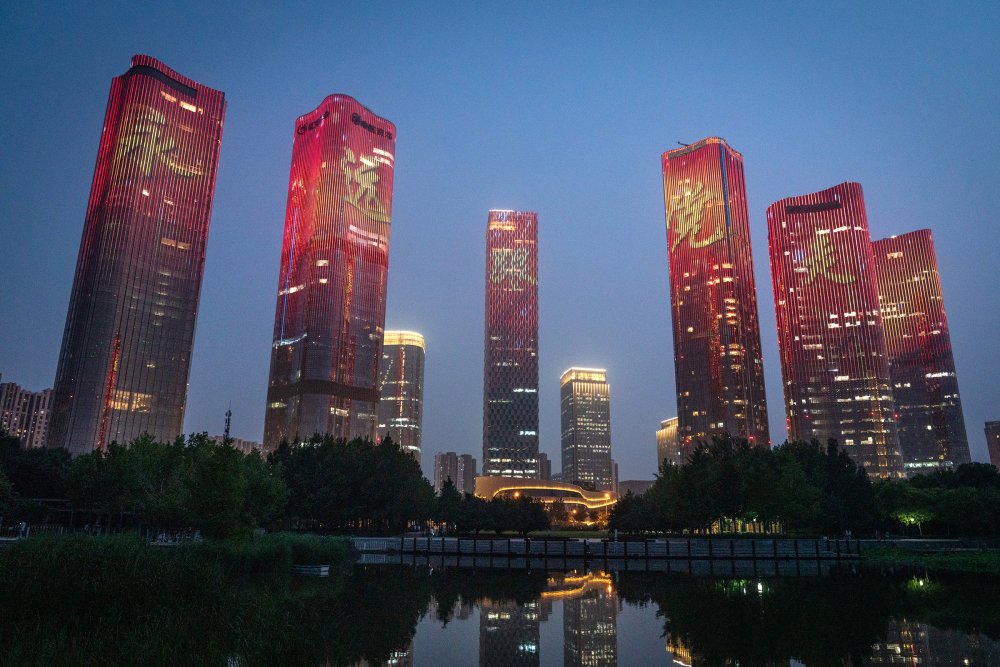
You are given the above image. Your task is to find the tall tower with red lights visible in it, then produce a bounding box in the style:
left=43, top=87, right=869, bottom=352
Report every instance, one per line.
left=49, top=55, right=226, bottom=454
left=263, top=95, right=396, bottom=448
left=767, top=181, right=903, bottom=478
left=872, top=230, right=970, bottom=474
left=483, top=210, right=539, bottom=478
left=661, top=137, right=770, bottom=456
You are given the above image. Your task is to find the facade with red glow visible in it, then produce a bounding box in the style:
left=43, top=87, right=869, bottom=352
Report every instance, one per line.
left=49, top=55, right=226, bottom=454
left=661, top=137, right=769, bottom=455
left=872, top=230, right=970, bottom=473
left=767, top=181, right=903, bottom=478
left=264, top=95, right=396, bottom=448
left=483, top=210, right=539, bottom=478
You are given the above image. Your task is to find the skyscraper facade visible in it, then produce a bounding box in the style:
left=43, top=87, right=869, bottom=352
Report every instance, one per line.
left=49, top=55, right=226, bottom=454
left=661, top=137, right=770, bottom=455
left=656, top=417, right=680, bottom=469
left=560, top=368, right=613, bottom=491
left=767, top=181, right=903, bottom=478
left=433, top=451, right=477, bottom=495
left=985, top=422, right=1000, bottom=470
left=872, top=230, right=970, bottom=474
left=377, top=331, right=425, bottom=462
left=0, top=378, right=52, bottom=449
left=264, top=95, right=396, bottom=448
left=483, top=210, right=539, bottom=478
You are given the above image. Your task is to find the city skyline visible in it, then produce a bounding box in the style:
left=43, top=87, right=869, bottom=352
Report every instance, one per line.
left=2, top=5, right=998, bottom=481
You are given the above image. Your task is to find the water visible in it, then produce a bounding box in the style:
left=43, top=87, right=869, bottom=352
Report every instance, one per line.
left=345, top=565, right=1000, bottom=666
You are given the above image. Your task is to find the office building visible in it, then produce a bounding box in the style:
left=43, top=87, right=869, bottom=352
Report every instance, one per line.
left=434, top=451, right=477, bottom=495
left=661, top=137, right=770, bottom=455
left=872, top=230, right=970, bottom=474
left=656, top=417, right=680, bottom=468
left=483, top=210, right=539, bottom=478
left=0, top=377, right=52, bottom=449
left=377, top=331, right=425, bottom=462
left=986, top=422, right=1000, bottom=470
left=264, top=95, right=396, bottom=448
left=767, top=181, right=903, bottom=477
left=49, top=55, right=226, bottom=454
left=560, top=368, right=613, bottom=491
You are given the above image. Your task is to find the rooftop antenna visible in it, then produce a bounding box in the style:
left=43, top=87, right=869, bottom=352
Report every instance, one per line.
left=677, top=141, right=690, bottom=147
left=223, top=403, right=232, bottom=442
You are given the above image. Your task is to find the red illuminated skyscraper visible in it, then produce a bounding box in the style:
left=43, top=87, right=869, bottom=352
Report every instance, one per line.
left=483, top=210, right=539, bottom=478
left=767, top=181, right=903, bottom=478
left=263, top=95, right=396, bottom=448
left=872, top=230, right=970, bottom=473
left=49, top=55, right=226, bottom=454
left=661, top=138, right=770, bottom=455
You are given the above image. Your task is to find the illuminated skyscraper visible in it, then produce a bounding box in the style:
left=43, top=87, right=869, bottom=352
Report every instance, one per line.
left=656, top=417, right=680, bottom=469
left=264, top=95, right=396, bottom=448
left=560, top=368, right=613, bottom=491
left=0, top=377, right=52, bottom=449
left=661, top=137, right=769, bottom=455
left=377, top=331, right=425, bottom=462
left=872, top=230, right=970, bottom=474
left=483, top=210, right=539, bottom=478
left=49, top=55, right=226, bottom=454
left=767, top=181, right=903, bottom=478
left=985, top=422, right=1000, bottom=470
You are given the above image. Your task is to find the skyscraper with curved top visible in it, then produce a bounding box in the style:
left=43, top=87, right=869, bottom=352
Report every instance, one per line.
left=767, top=181, right=903, bottom=478
left=483, top=210, right=539, bottom=478
left=264, top=95, right=396, bottom=448
left=872, top=230, right=970, bottom=473
left=661, top=137, right=770, bottom=456
left=49, top=55, right=226, bottom=454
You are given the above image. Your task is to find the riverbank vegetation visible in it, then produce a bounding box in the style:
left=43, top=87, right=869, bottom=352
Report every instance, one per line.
left=609, top=436, right=1000, bottom=539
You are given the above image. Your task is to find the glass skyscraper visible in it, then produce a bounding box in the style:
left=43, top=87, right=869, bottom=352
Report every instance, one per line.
left=377, top=331, right=425, bottom=463
left=264, top=95, right=396, bottom=449
left=49, top=55, right=226, bottom=454
left=767, top=181, right=903, bottom=478
left=560, top=368, right=613, bottom=491
left=872, top=230, right=970, bottom=474
left=661, top=137, right=770, bottom=455
left=483, top=210, right=539, bottom=478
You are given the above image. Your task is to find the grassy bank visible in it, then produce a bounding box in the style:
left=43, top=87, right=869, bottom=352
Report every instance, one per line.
left=863, top=545, right=1000, bottom=575
left=0, top=533, right=352, bottom=666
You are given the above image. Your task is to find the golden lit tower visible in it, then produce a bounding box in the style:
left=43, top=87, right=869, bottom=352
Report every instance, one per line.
left=560, top=368, right=613, bottom=491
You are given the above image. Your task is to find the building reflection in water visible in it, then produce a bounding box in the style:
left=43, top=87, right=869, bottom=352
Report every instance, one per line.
left=869, top=619, right=1000, bottom=666
left=480, top=597, right=543, bottom=666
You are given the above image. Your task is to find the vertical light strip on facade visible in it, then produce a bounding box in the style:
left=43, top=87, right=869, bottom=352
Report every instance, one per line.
left=49, top=55, right=226, bottom=454
left=872, top=230, right=970, bottom=473
left=483, top=209, right=539, bottom=478
left=264, top=95, right=396, bottom=449
left=661, top=137, right=770, bottom=457
left=767, top=181, right=903, bottom=478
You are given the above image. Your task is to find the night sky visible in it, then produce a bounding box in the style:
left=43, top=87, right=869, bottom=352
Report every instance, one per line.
left=2, top=2, right=998, bottom=481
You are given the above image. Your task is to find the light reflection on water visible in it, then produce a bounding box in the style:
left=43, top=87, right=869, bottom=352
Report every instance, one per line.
left=355, top=568, right=1000, bottom=667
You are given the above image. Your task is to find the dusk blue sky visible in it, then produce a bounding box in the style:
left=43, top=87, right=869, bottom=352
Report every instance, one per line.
left=1, top=2, right=998, bottom=480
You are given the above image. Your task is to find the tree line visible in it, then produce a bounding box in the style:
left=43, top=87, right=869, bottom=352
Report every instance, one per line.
left=610, top=435, right=1000, bottom=537
left=0, top=431, right=549, bottom=538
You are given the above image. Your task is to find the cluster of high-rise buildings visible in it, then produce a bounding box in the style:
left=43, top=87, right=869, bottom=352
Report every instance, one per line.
left=658, top=137, right=973, bottom=478
left=1, top=55, right=995, bottom=482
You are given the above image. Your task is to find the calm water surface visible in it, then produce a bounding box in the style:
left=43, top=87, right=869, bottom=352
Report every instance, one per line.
left=349, top=565, right=1000, bottom=666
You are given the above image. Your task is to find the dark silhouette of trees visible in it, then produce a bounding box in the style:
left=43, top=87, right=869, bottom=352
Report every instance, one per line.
left=270, top=435, right=434, bottom=534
